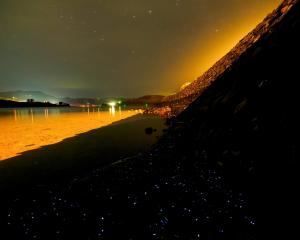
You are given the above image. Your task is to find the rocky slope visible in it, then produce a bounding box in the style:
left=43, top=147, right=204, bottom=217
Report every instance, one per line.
left=161, top=0, right=298, bottom=115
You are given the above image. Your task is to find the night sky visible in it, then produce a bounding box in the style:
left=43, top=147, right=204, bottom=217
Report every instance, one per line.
left=0, top=0, right=281, bottom=98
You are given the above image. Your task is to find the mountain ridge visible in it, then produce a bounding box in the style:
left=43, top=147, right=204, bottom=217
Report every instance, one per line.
left=0, top=90, right=59, bottom=103
left=0, top=90, right=164, bottom=106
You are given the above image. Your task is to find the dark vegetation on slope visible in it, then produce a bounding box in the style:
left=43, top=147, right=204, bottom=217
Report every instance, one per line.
left=1, top=0, right=299, bottom=239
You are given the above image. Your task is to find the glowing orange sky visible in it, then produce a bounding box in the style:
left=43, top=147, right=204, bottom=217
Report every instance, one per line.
left=0, top=0, right=282, bottom=97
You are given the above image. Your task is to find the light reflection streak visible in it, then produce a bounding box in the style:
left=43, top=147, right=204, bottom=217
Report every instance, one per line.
left=13, top=109, right=17, bottom=121
left=44, top=108, right=49, bottom=118
left=109, top=106, right=116, bottom=116
left=30, top=109, right=34, bottom=123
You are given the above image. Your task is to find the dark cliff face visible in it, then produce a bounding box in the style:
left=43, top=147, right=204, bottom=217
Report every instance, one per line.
left=179, top=0, right=299, bottom=169
left=178, top=0, right=299, bottom=177
left=174, top=0, right=299, bottom=235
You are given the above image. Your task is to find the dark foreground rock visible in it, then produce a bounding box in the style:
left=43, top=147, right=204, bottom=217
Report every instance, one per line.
left=1, top=0, right=299, bottom=239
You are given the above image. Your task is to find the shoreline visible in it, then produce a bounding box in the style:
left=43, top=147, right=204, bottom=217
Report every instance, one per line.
left=0, top=114, right=167, bottom=192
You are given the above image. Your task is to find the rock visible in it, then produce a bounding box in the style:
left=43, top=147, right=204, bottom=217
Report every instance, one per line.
left=145, top=127, right=154, bottom=134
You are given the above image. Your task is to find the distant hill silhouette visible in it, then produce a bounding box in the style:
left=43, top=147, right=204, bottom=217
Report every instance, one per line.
left=124, top=95, right=164, bottom=105
left=0, top=90, right=58, bottom=103
left=60, top=97, right=103, bottom=106
left=0, top=91, right=164, bottom=107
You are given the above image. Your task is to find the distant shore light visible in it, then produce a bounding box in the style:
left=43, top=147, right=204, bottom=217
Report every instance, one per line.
left=108, top=101, right=116, bottom=107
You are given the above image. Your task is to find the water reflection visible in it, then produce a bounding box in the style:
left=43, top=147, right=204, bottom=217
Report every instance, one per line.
left=30, top=109, right=34, bottom=123
left=44, top=108, right=49, bottom=118
left=4, top=107, right=127, bottom=121
left=13, top=109, right=17, bottom=121
left=109, top=105, right=116, bottom=116
left=0, top=107, right=138, bottom=161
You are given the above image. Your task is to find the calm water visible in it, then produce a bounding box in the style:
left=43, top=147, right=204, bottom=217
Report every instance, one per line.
left=0, top=107, right=140, bottom=160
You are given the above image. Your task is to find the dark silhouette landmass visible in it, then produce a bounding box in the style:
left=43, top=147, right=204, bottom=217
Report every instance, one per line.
left=0, top=91, right=59, bottom=103
left=123, top=95, right=164, bottom=105
left=0, top=99, right=70, bottom=108
left=61, top=95, right=164, bottom=107
left=0, top=91, right=164, bottom=107
left=1, top=0, right=299, bottom=239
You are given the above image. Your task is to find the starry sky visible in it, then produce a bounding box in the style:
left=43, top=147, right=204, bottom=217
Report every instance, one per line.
left=0, top=0, right=281, bottom=98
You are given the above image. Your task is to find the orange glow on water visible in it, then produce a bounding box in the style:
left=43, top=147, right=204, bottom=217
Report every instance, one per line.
left=0, top=108, right=139, bottom=161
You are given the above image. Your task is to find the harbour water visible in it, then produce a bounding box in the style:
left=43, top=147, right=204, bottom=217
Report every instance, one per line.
left=0, top=107, right=140, bottom=161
